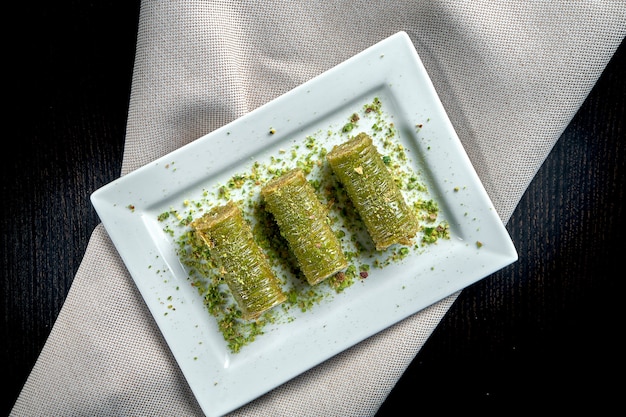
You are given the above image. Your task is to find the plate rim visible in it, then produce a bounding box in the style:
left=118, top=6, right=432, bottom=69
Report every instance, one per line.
left=91, top=31, right=517, bottom=417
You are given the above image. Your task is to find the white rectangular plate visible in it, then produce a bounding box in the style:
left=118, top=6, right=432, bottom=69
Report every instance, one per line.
left=91, top=32, right=517, bottom=417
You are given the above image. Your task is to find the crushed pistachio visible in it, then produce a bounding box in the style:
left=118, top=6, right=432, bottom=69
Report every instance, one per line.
left=158, top=97, right=450, bottom=353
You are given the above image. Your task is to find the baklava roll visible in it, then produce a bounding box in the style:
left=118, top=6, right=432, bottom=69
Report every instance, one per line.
left=192, top=200, right=286, bottom=320
left=326, top=132, right=419, bottom=250
left=261, top=168, right=348, bottom=285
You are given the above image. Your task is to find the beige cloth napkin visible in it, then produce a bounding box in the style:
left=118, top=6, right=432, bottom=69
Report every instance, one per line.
left=12, top=1, right=626, bottom=416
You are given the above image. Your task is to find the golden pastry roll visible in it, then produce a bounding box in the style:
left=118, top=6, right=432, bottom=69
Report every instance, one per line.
left=192, top=200, right=286, bottom=320
left=261, top=168, right=348, bottom=285
left=326, top=132, right=419, bottom=250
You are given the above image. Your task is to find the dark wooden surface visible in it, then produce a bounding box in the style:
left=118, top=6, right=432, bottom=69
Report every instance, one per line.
left=2, top=2, right=624, bottom=415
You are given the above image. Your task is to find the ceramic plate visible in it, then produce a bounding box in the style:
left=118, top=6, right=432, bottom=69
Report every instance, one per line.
left=91, top=31, right=517, bottom=417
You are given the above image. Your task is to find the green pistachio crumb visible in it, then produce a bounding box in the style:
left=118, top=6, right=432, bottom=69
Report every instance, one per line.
left=159, top=96, right=450, bottom=354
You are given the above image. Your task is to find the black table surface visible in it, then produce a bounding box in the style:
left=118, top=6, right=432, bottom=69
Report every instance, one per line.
left=3, top=3, right=624, bottom=416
